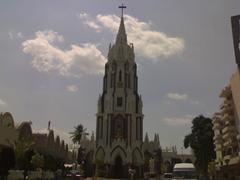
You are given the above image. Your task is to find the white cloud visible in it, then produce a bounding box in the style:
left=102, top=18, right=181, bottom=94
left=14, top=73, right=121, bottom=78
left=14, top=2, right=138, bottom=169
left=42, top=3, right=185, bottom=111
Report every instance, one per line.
left=96, top=14, right=119, bottom=32
left=0, top=98, right=7, bottom=107
left=22, top=30, right=106, bottom=77
left=17, top=32, right=23, bottom=39
left=8, top=31, right=23, bottom=40
left=8, top=32, right=14, bottom=39
left=166, top=93, right=201, bottom=106
left=163, top=116, right=192, bottom=126
left=67, top=85, right=79, bottom=92
left=191, top=100, right=200, bottom=105
left=167, top=93, right=188, bottom=100
left=78, top=13, right=101, bottom=32
left=184, top=114, right=194, bottom=119
left=78, top=13, right=185, bottom=60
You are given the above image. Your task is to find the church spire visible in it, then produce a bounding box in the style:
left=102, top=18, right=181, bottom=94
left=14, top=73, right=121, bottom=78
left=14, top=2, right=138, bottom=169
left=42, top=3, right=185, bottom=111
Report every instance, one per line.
left=116, top=4, right=127, bottom=45
left=144, top=132, right=149, bottom=143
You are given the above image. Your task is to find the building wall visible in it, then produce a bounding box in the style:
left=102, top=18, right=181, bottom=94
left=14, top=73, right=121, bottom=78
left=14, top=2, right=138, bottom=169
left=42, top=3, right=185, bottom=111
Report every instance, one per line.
left=0, top=112, right=18, bottom=148
left=213, top=69, right=240, bottom=177
left=32, top=130, right=72, bottom=162
left=0, top=112, right=73, bottom=164
left=0, top=126, right=18, bottom=147
left=231, top=70, right=240, bottom=130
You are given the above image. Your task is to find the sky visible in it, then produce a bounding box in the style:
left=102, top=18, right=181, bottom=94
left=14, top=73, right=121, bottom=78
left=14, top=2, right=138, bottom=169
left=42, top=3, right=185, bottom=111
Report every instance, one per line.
left=0, top=0, right=239, bottom=153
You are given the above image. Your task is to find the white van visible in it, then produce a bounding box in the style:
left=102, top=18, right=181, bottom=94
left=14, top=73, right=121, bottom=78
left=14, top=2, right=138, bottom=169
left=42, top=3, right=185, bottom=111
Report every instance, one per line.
left=172, top=163, right=198, bottom=180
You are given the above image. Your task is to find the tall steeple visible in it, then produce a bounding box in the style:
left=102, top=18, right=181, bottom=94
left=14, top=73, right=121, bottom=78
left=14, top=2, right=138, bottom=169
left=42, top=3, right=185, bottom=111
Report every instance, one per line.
left=95, top=4, right=144, bottom=178
left=107, top=4, right=135, bottom=63
left=116, top=17, right=127, bottom=45
left=116, top=3, right=127, bottom=45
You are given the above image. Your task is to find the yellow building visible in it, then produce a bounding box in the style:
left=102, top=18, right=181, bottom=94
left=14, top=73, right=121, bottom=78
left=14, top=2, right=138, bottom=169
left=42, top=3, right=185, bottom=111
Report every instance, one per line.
left=0, top=112, right=73, bottom=174
left=213, top=70, right=240, bottom=178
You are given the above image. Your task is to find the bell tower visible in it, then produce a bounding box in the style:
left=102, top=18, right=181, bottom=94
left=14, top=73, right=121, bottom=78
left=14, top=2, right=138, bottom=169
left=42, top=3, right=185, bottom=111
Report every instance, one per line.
left=95, top=5, right=144, bottom=178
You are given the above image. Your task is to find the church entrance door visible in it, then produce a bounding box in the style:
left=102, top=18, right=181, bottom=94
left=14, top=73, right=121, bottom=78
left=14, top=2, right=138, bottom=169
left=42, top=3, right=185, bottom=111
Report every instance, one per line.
left=114, top=155, right=124, bottom=178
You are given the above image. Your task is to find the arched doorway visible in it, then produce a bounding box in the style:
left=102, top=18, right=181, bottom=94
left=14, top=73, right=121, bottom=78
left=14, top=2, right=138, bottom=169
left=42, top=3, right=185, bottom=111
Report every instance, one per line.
left=114, top=155, right=123, bottom=178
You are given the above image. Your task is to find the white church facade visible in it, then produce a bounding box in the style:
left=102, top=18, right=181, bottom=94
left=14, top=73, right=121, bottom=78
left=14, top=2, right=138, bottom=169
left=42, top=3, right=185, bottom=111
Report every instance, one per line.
left=94, top=13, right=144, bottom=178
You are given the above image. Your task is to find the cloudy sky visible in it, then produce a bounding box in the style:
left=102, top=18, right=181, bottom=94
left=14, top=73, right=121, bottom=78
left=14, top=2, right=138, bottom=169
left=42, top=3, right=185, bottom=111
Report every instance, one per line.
left=0, top=0, right=239, bottom=152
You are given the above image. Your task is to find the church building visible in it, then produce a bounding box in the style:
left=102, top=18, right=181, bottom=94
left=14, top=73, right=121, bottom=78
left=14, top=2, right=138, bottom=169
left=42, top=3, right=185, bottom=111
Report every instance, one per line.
left=94, top=7, right=144, bottom=178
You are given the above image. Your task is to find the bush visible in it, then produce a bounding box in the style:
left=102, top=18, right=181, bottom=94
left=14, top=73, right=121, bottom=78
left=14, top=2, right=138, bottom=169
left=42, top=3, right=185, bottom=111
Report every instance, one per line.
left=31, top=153, right=44, bottom=169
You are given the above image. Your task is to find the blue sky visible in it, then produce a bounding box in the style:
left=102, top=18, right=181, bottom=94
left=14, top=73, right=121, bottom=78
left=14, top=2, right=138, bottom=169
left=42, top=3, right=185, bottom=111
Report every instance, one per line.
left=0, top=0, right=239, bottom=153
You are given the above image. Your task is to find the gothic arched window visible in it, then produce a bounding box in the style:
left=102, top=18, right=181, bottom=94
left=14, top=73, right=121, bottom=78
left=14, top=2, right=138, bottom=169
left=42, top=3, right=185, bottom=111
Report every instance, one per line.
left=119, top=70, right=122, bottom=82
left=114, top=115, right=124, bottom=138
left=111, top=73, right=115, bottom=88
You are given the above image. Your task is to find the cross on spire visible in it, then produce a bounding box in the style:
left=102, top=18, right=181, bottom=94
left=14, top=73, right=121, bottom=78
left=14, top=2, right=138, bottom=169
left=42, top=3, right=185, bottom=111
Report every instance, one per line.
left=118, top=3, right=126, bottom=18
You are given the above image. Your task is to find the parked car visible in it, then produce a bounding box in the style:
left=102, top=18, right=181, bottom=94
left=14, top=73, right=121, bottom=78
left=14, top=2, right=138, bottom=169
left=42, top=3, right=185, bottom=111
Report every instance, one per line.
left=163, top=173, right=172, bottom=180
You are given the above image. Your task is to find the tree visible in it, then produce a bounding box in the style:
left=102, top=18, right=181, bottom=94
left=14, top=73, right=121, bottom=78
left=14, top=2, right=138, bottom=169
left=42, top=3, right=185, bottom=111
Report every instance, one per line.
left=14, top=137, right=35, bottom=170
left=70, top=124, right=88, bottom=164
left=70, top=124, right=88, bottom=145
left=44, top=154, right=58, bottom=171
left=31, top=153, right=44, bottom=169
left=184, top=115, right=215, bottom=175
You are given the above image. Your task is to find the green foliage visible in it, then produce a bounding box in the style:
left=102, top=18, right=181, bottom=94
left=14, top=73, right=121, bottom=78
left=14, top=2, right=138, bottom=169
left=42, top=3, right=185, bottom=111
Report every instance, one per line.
left=44, top=155, right=57, bottom=170
left=14, top=137, right=35, bottom=169
left=31, top=153, right=44, bottom=169
left=14, top=138, right=34, bottom=160
left=70, top=124, right=88, bottom=145
left=43, top=154, right=63, bottom=171
left=184, top=115, right=215, bottom=175
left=70, top=124, right=89, bottom=164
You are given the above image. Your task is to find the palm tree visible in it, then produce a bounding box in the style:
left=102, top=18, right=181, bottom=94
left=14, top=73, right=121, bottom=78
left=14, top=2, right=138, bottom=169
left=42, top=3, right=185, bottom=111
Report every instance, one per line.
left=70, top=124, right=88, bottom=164
left=70, top=124, right=88, bottom=145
